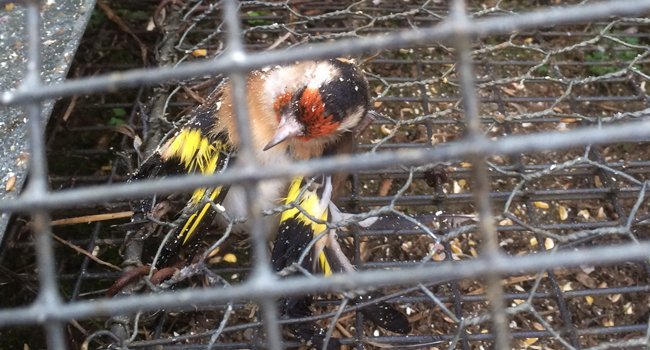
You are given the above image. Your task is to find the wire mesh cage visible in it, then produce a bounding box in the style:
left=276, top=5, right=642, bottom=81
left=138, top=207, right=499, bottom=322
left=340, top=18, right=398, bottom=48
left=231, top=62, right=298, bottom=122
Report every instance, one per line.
left=1, top=0, right=650, bottom=349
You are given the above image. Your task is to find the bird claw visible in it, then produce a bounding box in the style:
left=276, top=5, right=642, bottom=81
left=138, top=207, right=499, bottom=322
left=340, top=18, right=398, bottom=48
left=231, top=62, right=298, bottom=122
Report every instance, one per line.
left=106, top=265, right=180, bottom=297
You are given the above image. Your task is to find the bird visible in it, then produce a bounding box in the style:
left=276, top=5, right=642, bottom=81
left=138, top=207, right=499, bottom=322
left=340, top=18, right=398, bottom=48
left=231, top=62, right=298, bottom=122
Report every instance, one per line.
left=123, top=58, right=371, bottom=271
left=272, top=175, right=411, bottom=348
left=116, top=58, right=411, bottom=347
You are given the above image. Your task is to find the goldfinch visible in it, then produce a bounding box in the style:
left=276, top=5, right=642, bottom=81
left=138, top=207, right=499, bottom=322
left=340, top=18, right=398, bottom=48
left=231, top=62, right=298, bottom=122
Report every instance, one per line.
left=272, top=175, right=411, bottom=347
left=118, top=58, right=411, bottom=346
left=126, top=58, right=371, bottom=270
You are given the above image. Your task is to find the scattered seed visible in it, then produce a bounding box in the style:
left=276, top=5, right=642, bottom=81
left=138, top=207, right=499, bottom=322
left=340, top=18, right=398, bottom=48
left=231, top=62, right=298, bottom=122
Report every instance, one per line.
left=450, top=241, right=463, bottom=255
left=222, top=253, right=237, bottom=263
left=608, top=294, right=621, bottom=303
left=499, top=218, right=513, bottom=226
left=533, top=201, right=549, bottom=209
left=544, top=238, right=555, bottom=250
left=521, top=337, right=538, bottom=347
left=5, top=174, right=16, bottom=192
left=532, top=322, right=544, bottom=331
left=380, top=124, right=393, bottom=136
left=453, top=180, right=462, bottom=194
left=192, top=49, right=208, bottom=57
left=469, top=247, right=478, bottom=257
left=594, top=175, right=603, bottom=187
left=432, top=251, right=446, bottom=261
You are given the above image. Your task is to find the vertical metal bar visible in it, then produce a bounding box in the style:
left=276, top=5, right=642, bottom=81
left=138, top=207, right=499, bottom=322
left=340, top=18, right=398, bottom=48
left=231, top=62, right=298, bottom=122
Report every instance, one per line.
left=221, top=1, right=283, bottom=349
left=24, top=0, right=66, bottom=349
left=450, top=0, right=510, bottom=349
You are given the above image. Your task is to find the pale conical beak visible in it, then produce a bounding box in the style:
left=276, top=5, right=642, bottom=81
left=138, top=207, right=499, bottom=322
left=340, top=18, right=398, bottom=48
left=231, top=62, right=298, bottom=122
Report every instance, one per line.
left=263, top=116, right=303, bottom=151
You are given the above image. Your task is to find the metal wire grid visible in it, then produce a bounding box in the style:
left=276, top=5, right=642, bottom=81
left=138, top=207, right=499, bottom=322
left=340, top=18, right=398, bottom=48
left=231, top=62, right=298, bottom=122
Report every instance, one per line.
left=2, top=0, right=650, bottom=349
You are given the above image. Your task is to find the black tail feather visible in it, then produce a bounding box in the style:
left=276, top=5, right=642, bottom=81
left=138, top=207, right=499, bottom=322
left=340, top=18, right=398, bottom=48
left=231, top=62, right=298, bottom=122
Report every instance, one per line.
left=280, top=296, right=341, bottom=350
left=355, top=292, right=411, bottom=334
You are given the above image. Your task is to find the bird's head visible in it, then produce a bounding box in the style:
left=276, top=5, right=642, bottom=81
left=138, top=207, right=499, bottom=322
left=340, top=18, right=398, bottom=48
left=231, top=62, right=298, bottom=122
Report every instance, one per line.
left=263, top=59, right=370, bottom=151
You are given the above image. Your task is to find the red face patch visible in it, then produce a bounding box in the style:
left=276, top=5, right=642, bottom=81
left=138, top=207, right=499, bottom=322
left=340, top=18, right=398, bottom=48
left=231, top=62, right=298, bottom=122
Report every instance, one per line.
left=273, top=91, right=293, bottom=121
left=297, top=88, right=340, bottom=139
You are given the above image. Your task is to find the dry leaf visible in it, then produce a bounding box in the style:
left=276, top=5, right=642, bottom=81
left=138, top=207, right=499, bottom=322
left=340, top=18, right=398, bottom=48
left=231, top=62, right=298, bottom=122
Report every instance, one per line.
left=442, top=315, right=455, bottom=323
left=575, top=272, right=597, bottom=288
left=502, top=87, right=517, bottom=96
